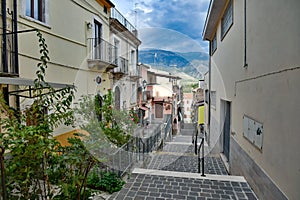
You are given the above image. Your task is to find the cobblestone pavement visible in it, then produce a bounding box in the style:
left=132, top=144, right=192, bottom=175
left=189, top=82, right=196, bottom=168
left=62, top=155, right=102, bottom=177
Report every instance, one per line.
left=108, top=124, right=258, bottom=200
left=147, top=154, right=228, bottom=175
left=110, top=169, right=257, bottom=200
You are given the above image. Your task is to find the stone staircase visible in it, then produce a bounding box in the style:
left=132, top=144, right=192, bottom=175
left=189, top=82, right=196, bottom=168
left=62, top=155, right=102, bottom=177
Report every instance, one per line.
left=109, top=123, right=258, bottom=200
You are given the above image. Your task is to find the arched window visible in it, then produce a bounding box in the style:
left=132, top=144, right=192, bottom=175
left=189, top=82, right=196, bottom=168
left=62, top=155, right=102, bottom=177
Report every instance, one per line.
left=95, top=94, right=103, bottom=122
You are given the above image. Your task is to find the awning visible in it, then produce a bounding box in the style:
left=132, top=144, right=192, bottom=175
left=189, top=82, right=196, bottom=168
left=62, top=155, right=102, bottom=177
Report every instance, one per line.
left=0, top=77, right=75, bottom=98
left=139, top=106, right=149, bottom=111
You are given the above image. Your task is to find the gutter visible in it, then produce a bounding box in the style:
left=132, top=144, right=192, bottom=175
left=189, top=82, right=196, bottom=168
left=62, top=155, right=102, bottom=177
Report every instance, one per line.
left=2, top=0, right=8, bottom=72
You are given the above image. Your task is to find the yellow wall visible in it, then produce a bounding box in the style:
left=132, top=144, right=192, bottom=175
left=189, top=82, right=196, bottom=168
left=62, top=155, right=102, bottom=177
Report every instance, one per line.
left=5, top=0, right=115, bottom=136
left=198, top=105, right=204, bottom=125
left=54, top=129, right=90, bottom=147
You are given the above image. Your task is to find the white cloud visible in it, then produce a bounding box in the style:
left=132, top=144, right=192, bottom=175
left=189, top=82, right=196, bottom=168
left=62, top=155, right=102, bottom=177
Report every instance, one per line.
left=111, top=0, right=210, bottom=53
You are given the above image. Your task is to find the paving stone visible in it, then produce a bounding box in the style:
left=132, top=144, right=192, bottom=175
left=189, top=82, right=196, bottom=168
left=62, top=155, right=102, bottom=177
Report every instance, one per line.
left=108, top=126, right=258, bottom=200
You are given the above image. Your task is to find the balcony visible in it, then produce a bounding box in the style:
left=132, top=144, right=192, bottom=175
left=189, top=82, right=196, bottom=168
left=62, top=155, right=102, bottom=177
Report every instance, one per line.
left=87, top=37, right=118, bottom=71
left=113, top=57, right=128, bottom=79
left=111, top=8, right=136, bottom=35
left=129, top=69, right=140, bottom=80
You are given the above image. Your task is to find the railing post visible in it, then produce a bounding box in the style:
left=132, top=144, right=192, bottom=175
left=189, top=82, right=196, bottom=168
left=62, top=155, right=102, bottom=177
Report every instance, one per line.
left=0, top=146, right=7, bottom=200
left=201, top=137, right=205, bottom=177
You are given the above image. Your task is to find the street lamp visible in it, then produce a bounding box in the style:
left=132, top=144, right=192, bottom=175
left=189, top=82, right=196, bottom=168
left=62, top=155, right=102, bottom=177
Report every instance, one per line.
left=142, top=80, right=147, bottom=90
left=199, top=79, right=205, bottom=88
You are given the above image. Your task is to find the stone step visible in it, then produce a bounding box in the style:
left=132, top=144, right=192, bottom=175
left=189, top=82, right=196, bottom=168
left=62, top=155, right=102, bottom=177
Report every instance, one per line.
left=109, top=168, right=258, bottom=200
left=133, top=168, right=246, bottom=182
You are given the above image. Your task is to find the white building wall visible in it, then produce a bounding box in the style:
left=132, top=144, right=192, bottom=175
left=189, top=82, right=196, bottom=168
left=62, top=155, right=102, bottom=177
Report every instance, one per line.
left=206, top=0, right=300, bottom=199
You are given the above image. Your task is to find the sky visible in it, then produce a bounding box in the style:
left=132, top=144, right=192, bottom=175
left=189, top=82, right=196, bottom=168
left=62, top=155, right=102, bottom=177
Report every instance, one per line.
left=110, top=0, right=210, bottom=53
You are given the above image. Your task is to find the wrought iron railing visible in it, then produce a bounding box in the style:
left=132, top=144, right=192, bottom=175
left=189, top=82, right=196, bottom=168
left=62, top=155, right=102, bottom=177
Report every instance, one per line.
left=87, top=37, right=117, bottom=65
left=113, top=57, right=128, bottom=74
left=111, top=8, right=136, bottom=34
left=164, top=114, right=172, bottom=142
left=109, top=123, right=163, bottom=176
left=0, top=35, right=18, bottom=75
left=129, top=69, right=139, bottom=77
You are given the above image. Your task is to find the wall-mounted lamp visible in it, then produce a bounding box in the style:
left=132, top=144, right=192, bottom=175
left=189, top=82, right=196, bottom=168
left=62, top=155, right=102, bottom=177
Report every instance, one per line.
left=199, top=79, right=205, bottom=88
left=87, top=22, right=93, bottom=29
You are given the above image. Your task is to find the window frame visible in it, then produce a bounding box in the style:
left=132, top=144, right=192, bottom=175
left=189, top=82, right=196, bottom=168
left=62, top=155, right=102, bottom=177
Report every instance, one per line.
left=26, top=0, right=45, bottom=22
left=221, top=0, right=233, bottom=40
left=211, top=33, right=217, bottom=55
left=211, top=91, right=217, bottom=109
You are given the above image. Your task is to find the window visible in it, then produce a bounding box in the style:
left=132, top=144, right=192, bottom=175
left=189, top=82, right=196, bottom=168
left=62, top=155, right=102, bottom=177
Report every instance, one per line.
left=205, top=89, right=209, bottom=104
left=103, top=6, right=108, bottom=14
left=211, top=33, right=217, bottom=55
left=26, top=0, right=45, bottom=22
left=131, top=84, right=136, bottom=103
left=221, top=0, right=233, bottom=39
left=94, top=20, right=102, bottom=59
left=131, top=50, right=136, bottom=67
left=211, top=91, right=216, bottom=109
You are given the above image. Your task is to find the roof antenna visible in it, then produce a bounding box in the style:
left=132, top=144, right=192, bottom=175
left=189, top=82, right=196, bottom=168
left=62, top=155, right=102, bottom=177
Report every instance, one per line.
left=134, top=3, right=138, bottom=29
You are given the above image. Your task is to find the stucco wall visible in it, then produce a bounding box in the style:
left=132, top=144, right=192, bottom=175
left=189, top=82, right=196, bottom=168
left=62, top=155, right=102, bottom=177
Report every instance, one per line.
left=207, top=0, right=300, bottom=199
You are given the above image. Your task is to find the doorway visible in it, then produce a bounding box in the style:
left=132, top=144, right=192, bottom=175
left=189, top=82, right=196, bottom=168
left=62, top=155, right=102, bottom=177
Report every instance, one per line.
left=221, top=100, right=231, bottom=161
left=94, top=20, right=102, bottom=59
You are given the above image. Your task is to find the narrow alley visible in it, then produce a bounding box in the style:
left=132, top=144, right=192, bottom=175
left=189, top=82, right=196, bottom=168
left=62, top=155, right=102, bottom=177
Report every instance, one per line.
left=109, top=124, right=258, bottom=200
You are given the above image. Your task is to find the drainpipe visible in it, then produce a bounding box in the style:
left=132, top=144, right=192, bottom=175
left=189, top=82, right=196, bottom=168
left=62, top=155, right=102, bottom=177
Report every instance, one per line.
left=208, top=43, right=211, bottom=147
left=13, top=0, right=19, bottom=74
left=243, top=0, right=248, bottom=68
left=2, top=0, right=8, bottom=72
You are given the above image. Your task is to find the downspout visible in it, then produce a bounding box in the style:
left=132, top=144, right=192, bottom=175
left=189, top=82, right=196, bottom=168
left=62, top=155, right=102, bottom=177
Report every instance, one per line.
left=13, top=0, right=19, bottom=74
left=208, top=43, right=211, bottom=147
left=2, top=0, right=8, bottom=72
left=13, top=0, right=20, bottom=111
left=243, top=0, right=248, bottom=68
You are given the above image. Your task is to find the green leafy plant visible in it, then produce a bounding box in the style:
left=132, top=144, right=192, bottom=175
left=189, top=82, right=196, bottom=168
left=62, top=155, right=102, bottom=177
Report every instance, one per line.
left=48, top=136, right=95, bottom=200
left=87, top=170, right=125, bottom=194
left=76, top=90, right=136, bottom=147
left=0, top=30, right=76, bottom=199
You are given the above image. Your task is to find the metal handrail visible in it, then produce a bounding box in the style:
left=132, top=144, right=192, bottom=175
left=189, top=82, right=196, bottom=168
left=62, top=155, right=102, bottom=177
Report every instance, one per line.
left=114, top=57, right=128, bottom=73
left=87, top=37, right=118, bottom=65
left=110, top=8, right=136, bottom=33
left=196, top=125, right=205, bottom=177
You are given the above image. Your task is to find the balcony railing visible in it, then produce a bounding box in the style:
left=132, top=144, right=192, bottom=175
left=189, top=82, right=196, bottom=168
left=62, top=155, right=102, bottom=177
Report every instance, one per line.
left=0, top=35, right=18, bottom=75
left=88, top=37, right=117, bottom=65
left=114, top=57, right=128, bottom=74
left=129, top=70, right=139, bottom=77
left=111, top=8, right=136, bottom=34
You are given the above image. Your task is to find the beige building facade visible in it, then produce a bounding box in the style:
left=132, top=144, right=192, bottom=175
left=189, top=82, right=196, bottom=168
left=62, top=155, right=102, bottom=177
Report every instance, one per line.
left=110, top=8, right=141, bottom=111
left=203, top=0, right=300, bottom=199
left=1, top=0, right=140, bottom=136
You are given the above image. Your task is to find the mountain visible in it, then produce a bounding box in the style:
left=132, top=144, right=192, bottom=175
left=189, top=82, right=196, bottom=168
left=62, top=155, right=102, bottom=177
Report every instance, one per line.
left=138, top=49, right=208, bottom=78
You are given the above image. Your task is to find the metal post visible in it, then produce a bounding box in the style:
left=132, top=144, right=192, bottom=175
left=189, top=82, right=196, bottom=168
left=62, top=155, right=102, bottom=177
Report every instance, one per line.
left=2, top=0, right=8, bottom=72
left=201, top=138, right=205, bottom=177
left=13, top=0, right=19, bottom=74
left=0, top=146, right=7, bottom=200
left=194, top=126, right=198, bottom=155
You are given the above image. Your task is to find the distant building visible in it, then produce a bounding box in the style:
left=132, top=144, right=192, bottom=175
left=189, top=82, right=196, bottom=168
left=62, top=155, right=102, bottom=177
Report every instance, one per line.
left=183, top=93, right=193, bottom=123
left=110, top=8, right=141, bottom=111
left=203, top=0, right=300, bottom=199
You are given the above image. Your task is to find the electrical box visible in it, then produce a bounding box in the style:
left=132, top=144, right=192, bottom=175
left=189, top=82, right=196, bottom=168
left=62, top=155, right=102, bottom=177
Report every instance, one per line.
left=243, top=115, right=263, bottom=150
